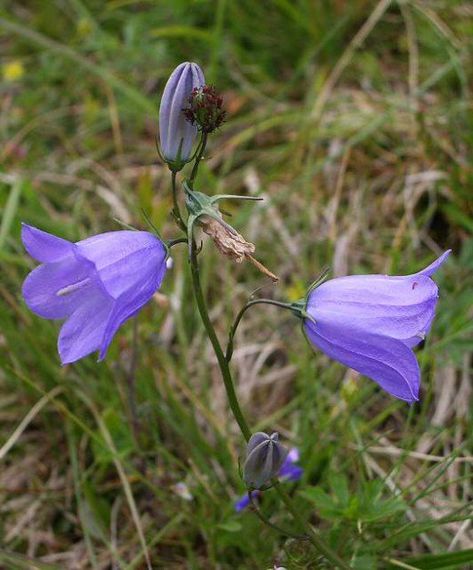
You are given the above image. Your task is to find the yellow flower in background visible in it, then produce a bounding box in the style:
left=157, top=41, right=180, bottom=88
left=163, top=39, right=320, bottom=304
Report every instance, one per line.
left=285, top=280, right=306, bottom=302
left=76, top=18, right=93, bottom=38
left=2, top=60, right=24, bottom=82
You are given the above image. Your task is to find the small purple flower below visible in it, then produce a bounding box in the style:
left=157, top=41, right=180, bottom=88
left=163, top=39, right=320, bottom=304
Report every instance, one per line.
left=235, top=448, right=303, bottom=512
left=22, top=224, right=167, bottom=364
left=303, top=251, right=451, bottom=403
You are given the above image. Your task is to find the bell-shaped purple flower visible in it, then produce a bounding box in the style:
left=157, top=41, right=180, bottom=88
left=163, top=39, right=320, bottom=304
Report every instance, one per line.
left=159, top=62, right=205, bottom=167
left=22, top=224, right=167, bottom=364
left=303, top=251, right=451, bottom=403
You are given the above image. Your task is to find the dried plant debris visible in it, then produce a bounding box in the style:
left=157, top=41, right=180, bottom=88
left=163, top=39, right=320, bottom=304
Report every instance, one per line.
left=200, top=215, right=279, bottom=281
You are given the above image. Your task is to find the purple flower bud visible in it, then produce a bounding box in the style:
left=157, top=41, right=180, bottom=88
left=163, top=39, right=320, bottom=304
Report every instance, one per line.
left=243, top=432, right=288, bottom=490
left=303, top=251, right=451, bottom=403
left=158, top=62, right=205, bottom=167
left=235, top=447, right=302, bottom=511
left=21, top=224, right=167, bottom=364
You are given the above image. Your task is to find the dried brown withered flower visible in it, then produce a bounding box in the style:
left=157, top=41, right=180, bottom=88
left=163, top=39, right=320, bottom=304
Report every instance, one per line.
left=198, top=215, right=278, bottom=282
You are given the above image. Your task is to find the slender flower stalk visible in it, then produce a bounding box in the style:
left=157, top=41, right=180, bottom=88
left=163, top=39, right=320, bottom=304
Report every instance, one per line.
left=274, top=482, right=351, bottom=570
left=248, top=492, right=305, bottom=539
left=226, top=298, right=294, bottom=362
left=189, top=132, right=207, bottom=186
left=170, top=171, right=186, bottom=231
left=189, top=237, right=251, bottom=441
left=187, top=211, right=352, bottom=569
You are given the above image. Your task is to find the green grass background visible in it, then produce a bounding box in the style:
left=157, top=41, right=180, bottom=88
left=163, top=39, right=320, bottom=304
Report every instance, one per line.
left=0, top=1, right=472, bottom=568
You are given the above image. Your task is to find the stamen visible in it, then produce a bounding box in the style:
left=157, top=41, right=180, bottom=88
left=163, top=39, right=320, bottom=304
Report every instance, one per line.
left=56, top=277, right=90, bottom=297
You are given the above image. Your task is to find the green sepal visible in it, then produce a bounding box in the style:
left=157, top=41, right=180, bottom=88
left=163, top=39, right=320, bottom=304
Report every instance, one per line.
left=289, top=299, right=316, bottom=325
left=156, top=136, right=197, bottom=173
left=183, top=182, right=240, bottom=235
left=307, top=265, right=330, bottom=295
left=290, top=266, right=331, bottom=324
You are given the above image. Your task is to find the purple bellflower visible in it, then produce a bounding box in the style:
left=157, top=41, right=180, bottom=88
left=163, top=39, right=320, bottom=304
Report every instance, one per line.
left=159, top=62, right=205, bottom=168
left=22, top=224, right=167, bottom=364
left=303, top=251, right=451, bottom=403
left=235, top=448, right=303, bottom=512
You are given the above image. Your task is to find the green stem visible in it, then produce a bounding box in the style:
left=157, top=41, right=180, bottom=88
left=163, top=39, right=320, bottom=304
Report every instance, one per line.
left=188, top=239, right=352, bottom=569
left=226, top=299, right=294, bottom=362
left=248, top=492, right=307, bottom=540
left=189, top=238, right=251, bottom=441
left=184, top=141, right=352, bottom=569
left=171, top=171, right=186, bottom=231
left=167, top=237, right=187, bottom=248
left=274, top=482, right=352, bottom=570
left=189, top=133, right=208, bottom=186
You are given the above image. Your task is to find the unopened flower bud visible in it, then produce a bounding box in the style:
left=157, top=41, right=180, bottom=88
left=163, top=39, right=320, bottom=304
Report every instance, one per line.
left=243, top=432, right=288, bottom=490
left=183, top=85, right=226, bottom=133
left=158, top=62, right=205, bottom=169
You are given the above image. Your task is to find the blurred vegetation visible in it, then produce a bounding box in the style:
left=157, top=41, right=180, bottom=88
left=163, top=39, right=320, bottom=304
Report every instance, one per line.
left=0, top=0, right=472, bottom=568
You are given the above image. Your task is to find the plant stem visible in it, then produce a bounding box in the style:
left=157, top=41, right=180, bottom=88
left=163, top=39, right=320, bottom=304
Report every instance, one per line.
left=171, top=171, right=186, bottom=231
left=184, top=147, right=352, bottom=569
left=189, top=238, right=251, bottom=441
left=189, top=133, right=208, bottom=186
left=248, top=492, right=307, bottom=540
left=188, top=238, right=352, bottom=569
left=226, top=298, right=294, bottom=362
left=274, top=482, right=352, bottom=570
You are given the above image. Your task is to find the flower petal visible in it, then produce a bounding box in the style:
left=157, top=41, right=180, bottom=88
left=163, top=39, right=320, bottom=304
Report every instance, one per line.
left=22, top=256, right=97, bottom=319
left=308, top=273, right=438, bottom=343
left=305, top=321, right=420, bottom=403
left=159, top=62, right=188, bottom=157
left=234, top=491, right=260, bottom=512
left=58, top=289, right=114, bottom=364
left=98, top=248, right=167, bottom=359
left=412, top=250, right=451, bottom=278
left=167, top=65, right=199, bottom=160
left=22, top=224, right=73, bottom=263
left=279, top=448, right=303, bottom=481
left=285, top=448, right=300, bottom=464
left=280, top=464, right=304, bottom=482
left=76, top=231, right=167, bottom=299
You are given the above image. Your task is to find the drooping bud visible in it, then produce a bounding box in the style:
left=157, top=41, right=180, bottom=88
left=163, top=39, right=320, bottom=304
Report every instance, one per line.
left=183, top=85, right=226, bottom=134
left=243, top=432, right=288, bottom=490
left=158, top=62, right=205, bottom=170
